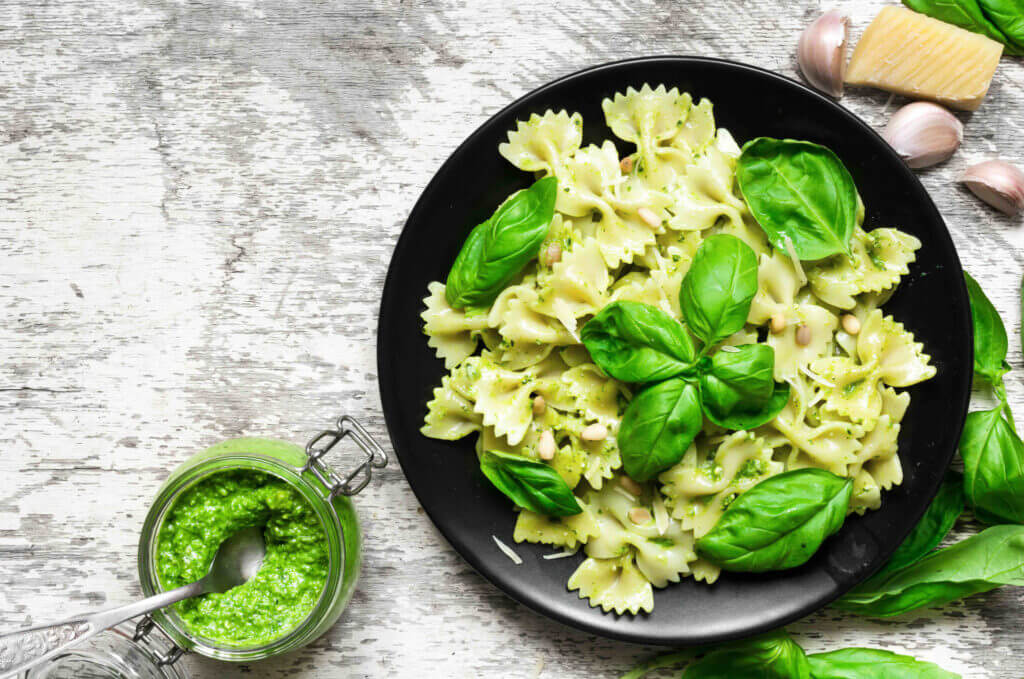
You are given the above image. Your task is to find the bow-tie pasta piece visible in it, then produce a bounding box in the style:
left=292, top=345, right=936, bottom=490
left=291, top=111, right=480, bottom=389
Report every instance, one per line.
left=809, top=228, right=921, bottom=309
left=421, top=282, right=490, bottom=368
left=498, top=109, right=583, bottom=176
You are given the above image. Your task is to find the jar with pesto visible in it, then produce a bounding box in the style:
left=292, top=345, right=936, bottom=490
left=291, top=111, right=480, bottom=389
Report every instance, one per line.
left=136, top=416, right=386, bottom=663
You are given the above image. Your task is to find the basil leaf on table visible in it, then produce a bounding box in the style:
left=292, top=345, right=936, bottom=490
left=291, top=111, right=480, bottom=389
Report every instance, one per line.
left=903, top=0, right=1024, bottom=55
left=445, top=175, right=557, bottom=309
left=834, top=525, right=1024, bottom=617
left=699, top=343, right=776, bottom=415
left=581, top=301, right=697, bottom=384
left=977, top=0, right=1024, bottom=52
left=696, top=469, right=853, bottom=572
left=960, top=406, right=1024, bottom=525
left=678, top=234, right=759, bottom=346
left=964, top=272, right=1010, bottom=385
left=683, top=630, right=810, bottom=679
left=701, top=381, right=791, bottom=430
left=806, top=647, right=961, bottom=679
left=736, top=138, right=858, bottom=261
left=479, top=449, right=581, bottom=517
left=874, top=471, right=964, bottom=579
left=619, top=378, right=703, bottom=482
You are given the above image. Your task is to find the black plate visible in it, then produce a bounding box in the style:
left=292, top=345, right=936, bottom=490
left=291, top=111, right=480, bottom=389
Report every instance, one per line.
left=377, top=57, right=972, bottom=645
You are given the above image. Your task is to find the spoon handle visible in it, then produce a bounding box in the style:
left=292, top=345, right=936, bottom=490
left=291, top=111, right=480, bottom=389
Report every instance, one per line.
left=0, top=579, right=206, bottom=678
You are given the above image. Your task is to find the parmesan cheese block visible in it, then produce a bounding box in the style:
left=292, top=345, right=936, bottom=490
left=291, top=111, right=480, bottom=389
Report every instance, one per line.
left=846, top=6, right=1003, bottom=111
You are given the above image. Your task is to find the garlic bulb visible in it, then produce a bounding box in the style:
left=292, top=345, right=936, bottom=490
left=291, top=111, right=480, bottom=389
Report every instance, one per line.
left=883, top=102, right=963, bottom=169
left=798, top=10, right=849, bottom=98
left=961, top=160, right=1024, bottom=216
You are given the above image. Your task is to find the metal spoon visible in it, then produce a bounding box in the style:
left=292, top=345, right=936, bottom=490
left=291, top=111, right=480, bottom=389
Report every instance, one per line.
left=0, top=526, right=266, bottom=678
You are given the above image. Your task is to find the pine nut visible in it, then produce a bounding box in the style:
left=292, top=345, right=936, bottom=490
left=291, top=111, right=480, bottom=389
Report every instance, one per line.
left=532, top=395, right=546, bottom=416
left=580, top=423, right=608, bottom=441
left=620, top=156, right=634, bottom=173
left=769, top=313, right=787, bottom=334
left=542, top=242, right=562, bottom=266
left=795, top=324, right=812, bottom=346
left=841, top=314, right=861, bottom=335
left=629, top=507, right=652, bottom=524
left=538, top=430, right=556, bottom=460
left=620, top=477, right=644, bottom=496
left=637, top=207, right=661, bottom=228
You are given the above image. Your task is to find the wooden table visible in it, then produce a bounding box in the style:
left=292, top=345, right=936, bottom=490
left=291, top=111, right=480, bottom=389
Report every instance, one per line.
left=2, top=1, right=1022, bottom=676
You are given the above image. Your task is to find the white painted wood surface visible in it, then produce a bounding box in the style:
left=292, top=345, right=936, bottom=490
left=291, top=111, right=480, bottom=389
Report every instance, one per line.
left=1, top=1, right=1022, bottom=676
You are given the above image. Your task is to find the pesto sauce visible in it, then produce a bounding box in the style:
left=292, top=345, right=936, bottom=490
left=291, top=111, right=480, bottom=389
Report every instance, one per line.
left=156, top=470, right=328, bottom=646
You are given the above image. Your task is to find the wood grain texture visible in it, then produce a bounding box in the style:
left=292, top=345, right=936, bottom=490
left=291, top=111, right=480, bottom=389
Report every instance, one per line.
left=0, top=0, right=1021, bottom=676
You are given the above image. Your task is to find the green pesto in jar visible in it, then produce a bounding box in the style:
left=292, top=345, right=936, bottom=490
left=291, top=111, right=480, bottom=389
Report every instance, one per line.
left=156, top=470, right=328, bottom=646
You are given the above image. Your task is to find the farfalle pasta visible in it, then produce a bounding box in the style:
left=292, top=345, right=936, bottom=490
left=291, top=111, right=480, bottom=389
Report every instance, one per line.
left=420, top=84, right=935, bottom=614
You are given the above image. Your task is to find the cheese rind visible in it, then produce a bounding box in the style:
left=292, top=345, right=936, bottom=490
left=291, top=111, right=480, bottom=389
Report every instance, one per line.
left=846, top=6, right=1003, bottom=111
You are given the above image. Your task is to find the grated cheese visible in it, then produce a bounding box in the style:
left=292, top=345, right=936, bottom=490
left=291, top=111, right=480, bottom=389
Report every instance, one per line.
left=543, top=549, right=579, bottom=560
left=612, top=486, right=638, bottom=502
left=719, top=345, right=740, bottom=353
left=652, top=494, right=669, bottom=536
left=492, top=535, right=523, bottom=565
left=783, top=235, right=807, bottom=285
left=800, top=364, right=836, bottom=388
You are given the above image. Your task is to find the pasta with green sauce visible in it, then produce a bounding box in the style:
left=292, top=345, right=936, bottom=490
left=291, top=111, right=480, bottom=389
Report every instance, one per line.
left=419, top=84, right=935, bottom=615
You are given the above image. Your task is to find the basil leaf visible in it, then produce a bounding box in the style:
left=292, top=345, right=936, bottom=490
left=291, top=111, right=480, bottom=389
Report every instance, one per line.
left=696, top=469, right=853, bottom=572
left=835, top=525, right=1024, bottom=617
left=960, top=406, right=1024, bottom=525
left=903, top=0, right=1024, bottom=55
left=977, top=0, right=1024, bottom=52
left=964, top=272, right=1010, bottom=385
left=702, top=381, right=791, bottom=430
left=736, top=138, right=858, bottom=261
left=479, top=449, right=581, bottom=517
left=581, top=301, right=697, bottom=384
left=679, top=234, right=759, bottom=346
left=683, top=630, right=810, bottom=679
left=445, top=176, right=557, bottom=309
left=699, top=344, right=776, bottom=416
left=807, top=648, right=961, bottom=679
left=619, top=378, right=702, bottom=482
left=874, top=471, right=964, bottom=579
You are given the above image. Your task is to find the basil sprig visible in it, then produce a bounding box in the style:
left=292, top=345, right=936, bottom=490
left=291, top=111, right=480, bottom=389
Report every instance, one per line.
left=806, top=647, right=961, bottom=679
left=617, top=378, right=703, bottom=482
left=834, top=525, right=1024, bottom=617
left=479, top=450, right=581, bottom=517
left=581, top=301, right=697, bottom=383
left=445, top=176, right=557, bottom=309
left=958, top=273, right=1024, bottom=524
left=621, top=633, right=961, bottom=678
left=903, top=0, right=1024, bottom=55
left=695, top=469, right=853, bottom=572
left=873, top=472, right=964, bottom=580
left=736, top=138, right=858, bottom=261
left=581, top=235, right=788, bottom=482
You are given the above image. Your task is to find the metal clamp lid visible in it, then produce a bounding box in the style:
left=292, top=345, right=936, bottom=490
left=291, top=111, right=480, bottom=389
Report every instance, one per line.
left=133, top=614, right=184, bottom=667
left=303, top=415, right=388, bottom=497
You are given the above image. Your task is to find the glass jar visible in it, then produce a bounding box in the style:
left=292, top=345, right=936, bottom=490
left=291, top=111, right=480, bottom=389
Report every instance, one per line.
left=24, top=621, right=185, bottom=679
left=135, top=415, right=386, bottom=663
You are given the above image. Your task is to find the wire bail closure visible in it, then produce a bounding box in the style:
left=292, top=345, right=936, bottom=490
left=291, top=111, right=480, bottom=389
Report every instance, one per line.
left=133, top=614, right=184, bottom=667
left=303, top=415, right=388, bottom=497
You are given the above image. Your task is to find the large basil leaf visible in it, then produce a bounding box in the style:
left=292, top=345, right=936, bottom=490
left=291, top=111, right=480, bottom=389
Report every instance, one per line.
left=964, top=272, right=1010, bottom=385
left=699, top=344, right=775, bottom=415
left=679, top=234, right=759, bottom=346
left=874, top=472, right=964, bottom=579
left=702, top=382, right=791, bottom=431
left=683, top=630, right=810, bottom=679
left=445, top=176, right=557, bottom=309
left=736, top=138, right=858, bottom=261
left=619, top=378, right=703, bottom=482
left=903, top=0, right=1024, bottom=55
left=479, top=449, right=581, bottom=517
left=696, top=469, right=853, bottom=572
left=978, top=0, right=1024, bottom=52
left=807, top=648, right=961, bottom=679
left=835, top=525, right=1024, bottom=617
left=960, top=406, right=1024, bottom=525
left=581, top=301, right=696, bottom=384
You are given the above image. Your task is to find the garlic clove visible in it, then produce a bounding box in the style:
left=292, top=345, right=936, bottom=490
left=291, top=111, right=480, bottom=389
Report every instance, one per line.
left=961, top=160, right=1024, bottom=216
left=798, top=10, right=849, bottom=98
left=883, top=102, right=963, bottom=169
